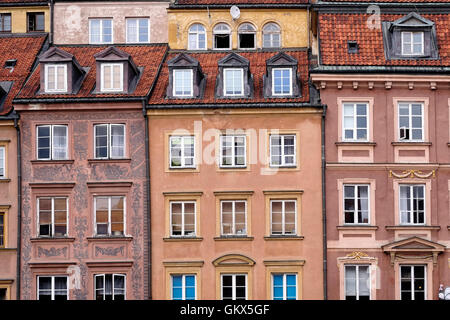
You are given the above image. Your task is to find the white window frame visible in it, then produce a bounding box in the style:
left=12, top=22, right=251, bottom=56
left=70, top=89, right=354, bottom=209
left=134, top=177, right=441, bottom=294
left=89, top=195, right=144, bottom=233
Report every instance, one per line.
left=188, top=24, right=207, bottom=50
left=399, top=184, right=426, bottom=225
left=89, top=18, right=113, bottom=44
left=223, top=68, right=244, bottom=97
left=219, top=135, right=246, bottom=168
left=171, top=274, right=197, bottom=300
left=37, top=276, right=69, bottom=300
left=0, top=146, right=5, bottom=178
left=221, top=274, right=247, bottom=300
left=271, top=273, right=297, bottom=300
left=36, top=125, right=68, bottom=160
left=94, top=123, right=126, bottom=159
left=100, top=63, right=123, bottom=93
left=37, top=197, right=69, bottom=237
left=173, top=69, right=193, bottom=97
left=169, top=201, right=196, bottom=237
left=342, top=102, right=369, bottom=142
left=94, top=196, right=126, bottom=236
left=44, top=64, right=67, bottom=93
left=270, top=199, right=297, bottom=236
left=269, top=134, right=297, bottom=167
left=169, top=135, right=196, bottom=169
left=398, top=102, right=424, bottom=142
left=262, top=23, right=281, bottom=48
left=271, top=68, right=292, bottom=96
left=125, top=17, right=150, bottom=44
left=344, top=264, right=371, bottom=300
left=400, top=265, right=427, bottom=300
left=220, top=200, right=247, bottom=236
left=343, top=184, right=370, bottom=225
left=213, top=23, right=232, bottom=50
left=237, top=23, right=256, bottom=50
left=401, top=31, right=424, bottom=56
left=94, top=274, right=126, bottom=300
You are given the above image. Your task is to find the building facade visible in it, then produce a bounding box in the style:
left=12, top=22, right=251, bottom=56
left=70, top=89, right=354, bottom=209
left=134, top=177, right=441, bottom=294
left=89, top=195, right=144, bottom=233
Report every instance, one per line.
left=311, top=1, right=450, bottom=300
left=147, top=0, right=325, bottom=300
left=0, top=0, right=50, bottom=34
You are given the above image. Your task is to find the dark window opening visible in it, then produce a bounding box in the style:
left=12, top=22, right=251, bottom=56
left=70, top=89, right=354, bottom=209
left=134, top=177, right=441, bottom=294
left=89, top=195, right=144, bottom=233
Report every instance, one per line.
left=239, top=34, right=255, bottom=49
left=0, top=288, right=7, bottom=300
left=348, top=41, right=359, bottom=54
left=27, top=12, right=45, bottom=32
left=0, top=14, right=11, bottom=32
left=4, top=59, right=16, bottom=69
left=214, top=34, right=230, bottom=49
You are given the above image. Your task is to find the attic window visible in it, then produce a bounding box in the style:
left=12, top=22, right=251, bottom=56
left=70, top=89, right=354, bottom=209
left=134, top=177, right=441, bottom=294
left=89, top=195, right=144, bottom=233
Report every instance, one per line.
left=100, top=63, right=123, bottom=92
left=401, top=32, right=424, bottom=56
left=238, top=23, right=256, bottom=49
left=347, top=41, right=359, bottom=54
left=4, top=59, right=16, bottom=68
left=45, top=64, right=67, bottom=93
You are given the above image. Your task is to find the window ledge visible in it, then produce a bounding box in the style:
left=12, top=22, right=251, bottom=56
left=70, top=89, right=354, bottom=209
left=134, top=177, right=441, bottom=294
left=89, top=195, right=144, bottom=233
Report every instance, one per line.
left=30, top=237, right=75, bottom=243
left=163, top=237, right=203, bottom=242
left=337, top=225, right=378, bottom=230
left=0, top=178, right=11, bottom=183
left=86, top=236, right=133, bottom=242
left=385, top=225, right=441, bottom=231
left=87, top=158, right=131, bottom=164
left=335, top=142, right=376, bottom=146
left=391, top=142, right=432, bottom=146
left=31, top=160, right=74, bottom=165
left=264, top=235, right=304, bottom=241
left=214, top=236, right=254, bottom=241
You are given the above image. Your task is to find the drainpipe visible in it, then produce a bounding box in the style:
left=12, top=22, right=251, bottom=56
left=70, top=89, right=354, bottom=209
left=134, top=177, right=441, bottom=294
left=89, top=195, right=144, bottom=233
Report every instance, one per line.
left=14, top=116, right=21, bottom=300
left=142, top=100, right=152, bottom=300
left=321, top=104, right=328, bottom=300
left=49, top=0, right=54, bottom=45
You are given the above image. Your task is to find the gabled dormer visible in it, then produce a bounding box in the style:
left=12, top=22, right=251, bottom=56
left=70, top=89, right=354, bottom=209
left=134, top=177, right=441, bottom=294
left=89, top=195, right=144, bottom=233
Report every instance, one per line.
left=39, top=47, right=86, bottom=94
left=216, top=53, right=253, bottom=99
left=94, top=46, right=140, bottom=94
left=382, top=12, right=439, bottom=60
left=263, top=52, right=301, bottom=98
left=166, top=53, right=205, bottom=99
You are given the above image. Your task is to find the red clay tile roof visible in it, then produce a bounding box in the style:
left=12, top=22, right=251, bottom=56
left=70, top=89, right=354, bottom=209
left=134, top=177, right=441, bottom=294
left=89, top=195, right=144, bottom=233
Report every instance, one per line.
left=149, top=50, right=310, bottom=105
left=175, top=0, right=308, bottom=5
left=17, top=44, right=168, bottom=101
left=319, top=0, right=450, bottom=2
left=0, top=0, right=47, bottom=4
left=0, top=34, right=46, bottom=116
left=319, top=13, right=450, bottom=66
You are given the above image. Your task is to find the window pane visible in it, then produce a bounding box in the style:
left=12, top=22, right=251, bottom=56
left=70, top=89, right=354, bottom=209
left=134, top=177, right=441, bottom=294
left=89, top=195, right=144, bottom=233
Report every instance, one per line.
left=95, top=125, right=108, bottom=158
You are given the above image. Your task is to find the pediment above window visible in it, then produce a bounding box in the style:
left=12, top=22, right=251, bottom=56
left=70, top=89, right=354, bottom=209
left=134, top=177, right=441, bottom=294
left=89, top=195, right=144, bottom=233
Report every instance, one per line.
left=212, top=254, right=256, bottom=267
left=390, top=12, right=434, bottom=29
left=382, top=236, right=445, bottom=265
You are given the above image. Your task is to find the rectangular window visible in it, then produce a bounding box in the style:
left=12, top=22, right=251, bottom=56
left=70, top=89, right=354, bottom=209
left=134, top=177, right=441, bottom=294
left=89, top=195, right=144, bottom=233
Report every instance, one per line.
left=94, top=124, right=125, bottom=159
left=0, top=13, right=11, bottom=32
left=344, top=185, right=369, bottom=224
left=343, top=102, right=368, bottom=141
left=0, top=146, right=4, bottom=177
left=272, top=274, right=297, bottom=300
left=171, top=275, right=196, bottom=300
left=220, top=135, right=246, bottom=168
left=345, top=265, right=370, bottom=300
left=221, top=200, right=247, bottom=236
left=27, top=12, right=45, bottom=32
left=224, top=69, right=244, bottom=96
left=0, top=212, right=4, bottom=247
left=94, top=196, right=125, bottom=236
left=173, top=69, right=193, bottom=97
left=36, top=125, right=68, bottom=160
left=398, top=102, right=423, bottom=141
left=221, top=274, right=247, bottom=300
left=37, top=197, right=68, bottom=237
left=95, top=274, right=126, bottom=300
left=402, top=32, right=424, bottom=56
left=399, top=185, right=425, bottom=225
left=269, top=134, right=296, bottom=167
left=400, top=265, right=426, bottom=300
left=45, top=64, right=67, bottom=93
left=170, top=201, right=196, bottom=237
left=37, top=276, right=68, bottom=300
left=126, top=18, right=149, bottom=43
left=270, top=199, right=297, bottom=235
left=101, top=63, right=123, bottom=92
left=0, top=288, right=7, bottom=300
left=169, top=135, right=195, bottom=168
left=89, top=19, right=113, bottom=44
left=272, top=68, right=292, bottom=96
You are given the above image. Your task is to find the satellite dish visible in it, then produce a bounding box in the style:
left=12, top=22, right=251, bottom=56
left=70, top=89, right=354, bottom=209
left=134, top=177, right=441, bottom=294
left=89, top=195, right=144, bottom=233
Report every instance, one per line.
left=230, top=5, right=240, bottom=20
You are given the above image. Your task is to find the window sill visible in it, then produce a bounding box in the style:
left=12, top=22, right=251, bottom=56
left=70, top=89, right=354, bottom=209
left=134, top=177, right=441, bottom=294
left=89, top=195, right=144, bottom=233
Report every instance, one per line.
left=391, top=142, right=431, bottom=146
left=87, top=158, right=131, bottom=164
left=0, top=178, right=11, bottom=183
left=214, top=236, right=254, bottom=241
left=264, top=235, right=304, bottom=241
left=335, top=142, right=376, bottom=146
left=163, top=237, right=203, bottom=242
left=31, top=160, right=74, bottom=165
left=337, top=225, right=378, bottom=230
left=30, top=237, right=75, bottom=242
left=385, top=225, right=440, bottom=231
left=86, top=236, right=133, bottom=242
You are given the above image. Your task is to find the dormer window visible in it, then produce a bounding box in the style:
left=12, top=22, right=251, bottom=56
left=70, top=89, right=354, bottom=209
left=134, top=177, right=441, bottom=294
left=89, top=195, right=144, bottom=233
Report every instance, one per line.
left=173, top=69, right=193, bottom=97
left=263, top=52, right=301, bottom=98
left=101, top=63, right=123, bottom=92
left=216, top=53, right=252, bottom=99
left=45, top=64, right=67, bottom=93
left=213, top=23, right=231, bottom=50
left=238, top=23, right=256, bottom=49
left=224, top=69, right=244, bottom=96
left=272, top=68, right=292, bottom=96
left=401, top=32, right=424, bottom=56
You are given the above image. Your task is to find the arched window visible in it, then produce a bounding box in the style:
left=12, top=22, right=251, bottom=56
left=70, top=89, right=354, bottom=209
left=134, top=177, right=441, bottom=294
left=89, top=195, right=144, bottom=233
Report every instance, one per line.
left=262, top=23, right=281, bottom=48
left=238, top=23, right=256, bottom=49
left=213, top=23, right=231, bottom=50
left=188, top=23, right=206, bottom=50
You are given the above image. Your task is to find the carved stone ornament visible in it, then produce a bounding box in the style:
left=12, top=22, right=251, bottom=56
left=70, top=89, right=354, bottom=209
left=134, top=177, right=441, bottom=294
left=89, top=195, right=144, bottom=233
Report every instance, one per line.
left=346, top=251, right=369, bottom=260
left=389, top=169, right=435, bottom=179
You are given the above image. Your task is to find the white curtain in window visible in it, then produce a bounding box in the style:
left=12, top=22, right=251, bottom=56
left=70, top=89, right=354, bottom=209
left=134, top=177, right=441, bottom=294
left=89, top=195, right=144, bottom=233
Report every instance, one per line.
left=52, top=126, right=67, bottom=160
left=110, top=125, right=125, bottom=158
